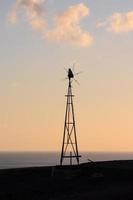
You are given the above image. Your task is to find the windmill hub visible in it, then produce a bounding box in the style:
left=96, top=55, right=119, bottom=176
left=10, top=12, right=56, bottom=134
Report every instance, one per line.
left=68, top=68, right=74, bottom=80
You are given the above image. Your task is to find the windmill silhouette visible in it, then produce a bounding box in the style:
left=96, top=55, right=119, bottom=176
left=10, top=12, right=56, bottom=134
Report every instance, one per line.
left=60, top=67, right=81, bottom=165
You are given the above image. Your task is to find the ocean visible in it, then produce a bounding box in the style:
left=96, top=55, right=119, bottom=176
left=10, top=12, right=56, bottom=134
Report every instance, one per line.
left=0, top=152, right=133, bottom=169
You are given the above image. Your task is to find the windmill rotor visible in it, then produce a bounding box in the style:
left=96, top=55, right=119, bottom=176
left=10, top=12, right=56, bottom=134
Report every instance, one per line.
left=63, top=64, right=82, bottom=85
left=74, top=78, right=80, bottom=85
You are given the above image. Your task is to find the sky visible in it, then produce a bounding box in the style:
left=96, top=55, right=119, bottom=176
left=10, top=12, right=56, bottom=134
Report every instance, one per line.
left=0, top=0, right=133, bottom=152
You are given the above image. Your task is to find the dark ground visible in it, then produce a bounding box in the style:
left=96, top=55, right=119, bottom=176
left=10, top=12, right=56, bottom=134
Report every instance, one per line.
left=1, top=160, right=133, bottom=199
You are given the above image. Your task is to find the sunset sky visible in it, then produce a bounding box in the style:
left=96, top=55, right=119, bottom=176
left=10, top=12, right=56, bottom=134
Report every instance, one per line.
left=0, top=0, right=133, bottom=152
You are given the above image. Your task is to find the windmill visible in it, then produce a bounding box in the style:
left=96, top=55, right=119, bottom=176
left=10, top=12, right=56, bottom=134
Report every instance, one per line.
left=60, top=67, right=81, bottom=165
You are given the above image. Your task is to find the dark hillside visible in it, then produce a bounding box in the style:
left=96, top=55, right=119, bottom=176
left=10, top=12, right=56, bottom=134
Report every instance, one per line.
left=1, top=160, right=133, bottom=199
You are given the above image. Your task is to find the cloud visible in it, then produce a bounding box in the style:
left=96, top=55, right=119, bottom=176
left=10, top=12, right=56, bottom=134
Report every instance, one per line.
left=98, top=10, right=133, bottom=33
left=45, top=3, right=93, bottom=47
left=9, top=1, right=93, bottom=47
left=9, top=0, right=46, bottom=32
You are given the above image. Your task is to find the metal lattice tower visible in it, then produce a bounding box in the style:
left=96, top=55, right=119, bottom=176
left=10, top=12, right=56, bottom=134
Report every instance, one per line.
left=60, top=68, right=81, bottom=165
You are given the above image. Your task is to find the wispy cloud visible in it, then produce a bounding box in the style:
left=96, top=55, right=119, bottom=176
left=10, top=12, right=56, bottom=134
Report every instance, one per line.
left=98, top=10, right=133, bottom=33
left=45, top=3, right=93, bottom=47
left=9, top=0, right=46, bottom=32
left=9, top=1, right=93, bottom=48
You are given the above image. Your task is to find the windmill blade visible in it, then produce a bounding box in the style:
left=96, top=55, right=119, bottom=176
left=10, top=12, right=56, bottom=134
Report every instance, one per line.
left=64, top=67, right=68, bottom=73
left=74, top=71, right=83, bottom=76
left=72, top=61, right=79, bottom=73
left=74, top=78, right=80, bottom=85
left=72, top=63, right=75, bottom=73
